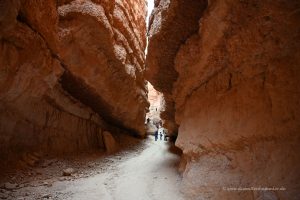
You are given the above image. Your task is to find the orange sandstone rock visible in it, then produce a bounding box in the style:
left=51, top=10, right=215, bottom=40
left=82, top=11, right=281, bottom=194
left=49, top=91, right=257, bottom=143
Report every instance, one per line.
left=146, top=0, right=300, bottom=199
left=0, top=0, right=148, bottom=161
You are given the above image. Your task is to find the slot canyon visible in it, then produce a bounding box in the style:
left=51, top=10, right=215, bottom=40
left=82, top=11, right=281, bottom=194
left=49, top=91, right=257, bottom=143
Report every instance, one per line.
left=0, top=0, right=299, bottom=199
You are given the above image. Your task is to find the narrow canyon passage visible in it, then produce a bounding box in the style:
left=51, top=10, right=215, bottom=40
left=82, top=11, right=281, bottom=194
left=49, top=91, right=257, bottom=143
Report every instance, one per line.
left=1, top=135, right=183, bottom=200
left=0, top=0, right=300, bottom=200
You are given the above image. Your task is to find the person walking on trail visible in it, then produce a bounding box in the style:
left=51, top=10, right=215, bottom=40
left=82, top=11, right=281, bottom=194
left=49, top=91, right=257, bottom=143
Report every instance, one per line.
left=160, top=130, right=163, bottom=141
left=154, top=130, right=158, bottom=141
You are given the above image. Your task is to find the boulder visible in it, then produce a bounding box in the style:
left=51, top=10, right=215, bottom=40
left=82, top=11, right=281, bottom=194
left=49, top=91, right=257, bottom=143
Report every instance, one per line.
left=62, top=168, right=76, bottom=176
left=3, top=182, right=17, bottom=190
left=102, top=131, right=118, bottom=154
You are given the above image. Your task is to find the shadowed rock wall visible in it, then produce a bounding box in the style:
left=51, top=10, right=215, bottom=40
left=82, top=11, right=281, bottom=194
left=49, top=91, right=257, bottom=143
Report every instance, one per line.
left=146, top=0, right=300, bottom=199
left=146, top=0, right=207, bottom=135
left=0, top=0, right=148, bottom=160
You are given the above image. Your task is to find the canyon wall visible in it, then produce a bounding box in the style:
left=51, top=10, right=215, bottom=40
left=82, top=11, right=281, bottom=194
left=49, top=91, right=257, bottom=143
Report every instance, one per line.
left=147, top=0, right=300, bottom=199
left=0, top=0, right=148, bottom=161
left=146, top=83, right=163, bottom=122
left=146, top=0, right=207, bottom=135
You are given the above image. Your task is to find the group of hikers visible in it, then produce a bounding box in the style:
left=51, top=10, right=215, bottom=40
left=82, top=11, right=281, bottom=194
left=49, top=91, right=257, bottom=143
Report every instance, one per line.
left=145, top=118, right=168, bottom=141
left=154, top=128, right=167, bottom=141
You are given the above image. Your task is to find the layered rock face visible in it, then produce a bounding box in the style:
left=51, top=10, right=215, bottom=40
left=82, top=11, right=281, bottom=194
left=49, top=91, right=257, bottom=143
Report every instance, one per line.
left=147, top=0, right=300, bottom=199
left=0, top=0, right=148, bottom=160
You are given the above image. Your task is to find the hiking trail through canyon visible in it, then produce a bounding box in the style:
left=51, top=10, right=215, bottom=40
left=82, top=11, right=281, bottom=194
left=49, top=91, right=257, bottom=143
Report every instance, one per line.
left=3, top=135, right=183, bottom=200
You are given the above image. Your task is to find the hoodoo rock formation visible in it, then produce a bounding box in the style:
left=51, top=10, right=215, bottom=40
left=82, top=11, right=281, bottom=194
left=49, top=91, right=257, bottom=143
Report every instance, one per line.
left=147, top=0, right=300, bottom=199
left=0, top=0, right=148, bottom=160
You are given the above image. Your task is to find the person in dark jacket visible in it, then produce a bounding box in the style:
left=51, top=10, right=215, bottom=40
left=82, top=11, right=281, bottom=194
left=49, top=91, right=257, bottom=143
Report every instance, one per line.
left=154, top=130, right=158, bottom=141
left=160, top=131, right=163, bottom=141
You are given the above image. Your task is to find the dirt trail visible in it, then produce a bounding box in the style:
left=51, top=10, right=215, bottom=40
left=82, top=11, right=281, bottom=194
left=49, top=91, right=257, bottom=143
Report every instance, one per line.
left=1, top=136, right=184, bottom=200
left=107, top=137, right=183, bottom=200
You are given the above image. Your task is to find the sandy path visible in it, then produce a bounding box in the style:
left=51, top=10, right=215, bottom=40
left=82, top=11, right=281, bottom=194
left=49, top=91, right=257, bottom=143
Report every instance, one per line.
left=107, top=137, right=183, bottom=200
left=6, top=136, right=184, bottom=200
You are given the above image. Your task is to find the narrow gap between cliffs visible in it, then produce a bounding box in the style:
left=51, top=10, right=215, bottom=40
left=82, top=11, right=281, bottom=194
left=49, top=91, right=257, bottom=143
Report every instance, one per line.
left=144, top=0, right=166, bottom=139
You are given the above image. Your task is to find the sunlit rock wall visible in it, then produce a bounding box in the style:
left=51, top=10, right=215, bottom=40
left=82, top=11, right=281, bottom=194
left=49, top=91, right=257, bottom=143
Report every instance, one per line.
left=146, top=83, right=163, bottom=123
left=145, top=82, right=163, bottom=134
left=0, top=0, right=148, bottom=160
left=146, top=0, right=300, bottom=199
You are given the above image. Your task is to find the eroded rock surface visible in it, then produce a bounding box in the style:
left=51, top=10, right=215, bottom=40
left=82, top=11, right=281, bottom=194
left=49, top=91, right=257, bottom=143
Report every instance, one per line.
left=0, top=0, right=148, bottom=161
left=146, top=0, right=207, bottom=135
left=147, top=0, right=300, bottom=199
left=58, top=0, right=148, bottom=134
